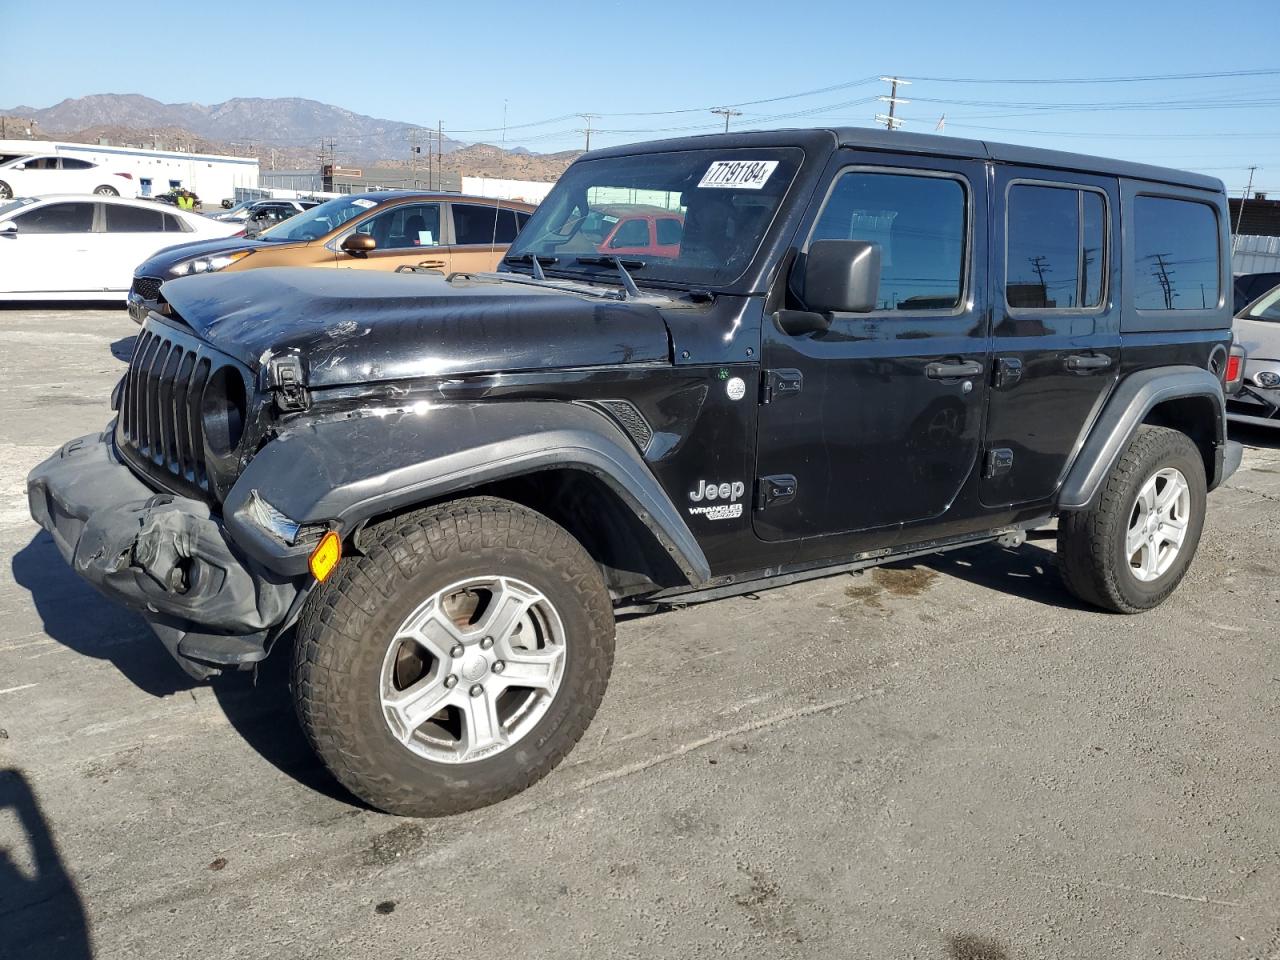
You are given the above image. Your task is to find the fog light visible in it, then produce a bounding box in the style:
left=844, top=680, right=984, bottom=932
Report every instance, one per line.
left=309, top=531, right=342, bottom=582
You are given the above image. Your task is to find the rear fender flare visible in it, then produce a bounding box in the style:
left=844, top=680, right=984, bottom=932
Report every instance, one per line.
left=223, top=401, right=710, bottom=584
left=1058, top=365, right=1226, bottom=510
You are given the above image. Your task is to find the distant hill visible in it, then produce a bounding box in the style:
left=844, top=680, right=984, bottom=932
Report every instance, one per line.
left=1, top=94, right=583, bottom=181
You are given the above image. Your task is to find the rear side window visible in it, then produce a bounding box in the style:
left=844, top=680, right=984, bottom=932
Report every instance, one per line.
left=15, top=202, right=94, bottom=234
left=1006, top=184, right=1107, bottom=310
left=1133, top=196, right=1219, bottom=310
left=60, top=158, right=94, bottom=170
left=105, top=204, right=167, bottom=232
left=453, top=204, right=519, bottom=245
left=656, top=217, right=683, bottom=246
left=811, top=171, right=967, bottom=311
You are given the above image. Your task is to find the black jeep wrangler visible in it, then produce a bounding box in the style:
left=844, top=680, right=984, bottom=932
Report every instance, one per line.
left=28, top=129, right=1242, bottom=816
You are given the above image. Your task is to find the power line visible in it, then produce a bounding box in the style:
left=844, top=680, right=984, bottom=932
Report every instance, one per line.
left=906, top=67, right=1280, bottom=84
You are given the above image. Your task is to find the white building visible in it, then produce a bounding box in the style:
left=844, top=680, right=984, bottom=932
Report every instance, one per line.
left=0, top=139, right=259, bottom=202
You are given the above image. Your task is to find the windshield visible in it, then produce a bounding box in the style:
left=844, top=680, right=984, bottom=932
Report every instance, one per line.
left=259, top=195, right=382, bottom=242
left=1244, top=285, right=1280, bottom=322
left=505, top=147, right=803, bottom=288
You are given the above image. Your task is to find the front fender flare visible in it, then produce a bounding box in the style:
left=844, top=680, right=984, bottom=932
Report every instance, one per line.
left=223, top=401, right=710, bottom=584
left=1058, top=365, right=1226, bottom=510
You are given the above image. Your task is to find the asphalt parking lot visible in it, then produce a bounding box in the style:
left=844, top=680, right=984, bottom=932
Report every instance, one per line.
left=1, top=306, right=1278, bottom=960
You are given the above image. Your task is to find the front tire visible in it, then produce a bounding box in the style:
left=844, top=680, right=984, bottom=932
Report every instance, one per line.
left=1058, top=425, right=1206, bottom=613
left=93, top=185, right=119, bottom=196
left=292, top=497, right=615, bottom=816
left=0, top=181, right=11, bottom=199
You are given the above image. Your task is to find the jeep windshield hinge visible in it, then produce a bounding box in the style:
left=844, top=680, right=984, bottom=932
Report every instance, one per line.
left=268, top=355, right=309, bottom=412
left=761, top=368, right=803, bottom=404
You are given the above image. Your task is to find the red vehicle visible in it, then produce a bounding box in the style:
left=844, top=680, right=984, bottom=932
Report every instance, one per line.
left=590, top=205, right=685, bottom=257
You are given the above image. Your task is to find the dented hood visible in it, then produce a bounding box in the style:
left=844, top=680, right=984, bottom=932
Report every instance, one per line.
left=159, top=267, right=672, bottom=387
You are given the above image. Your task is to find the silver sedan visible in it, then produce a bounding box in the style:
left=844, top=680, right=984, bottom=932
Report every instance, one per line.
left=1231, top=283, right=1280, bottom=427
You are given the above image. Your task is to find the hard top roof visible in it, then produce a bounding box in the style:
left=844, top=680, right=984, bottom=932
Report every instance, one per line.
left=583, top=127, right=1222, bottom=193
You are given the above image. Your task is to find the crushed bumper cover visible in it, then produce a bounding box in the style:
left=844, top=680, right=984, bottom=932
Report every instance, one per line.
left=27, top=430, right=304, bottom=679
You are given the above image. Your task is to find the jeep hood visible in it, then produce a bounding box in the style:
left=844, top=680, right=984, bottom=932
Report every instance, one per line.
left=160, top=267, right=672, bottom=387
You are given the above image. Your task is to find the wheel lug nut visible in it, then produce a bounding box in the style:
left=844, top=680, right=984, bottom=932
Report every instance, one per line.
left=450, top=644, right=464, bottom=658
left=492, top=661, right=505, bottom=674
left=469, top=683, right=484, bottom=698
left=443, top=675, right=458, bottom=689
left=480, top=636, right=494, bottom=650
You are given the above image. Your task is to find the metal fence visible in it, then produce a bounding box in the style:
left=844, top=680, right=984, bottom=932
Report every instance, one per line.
left=1233, top=234, right=1280, bottom=274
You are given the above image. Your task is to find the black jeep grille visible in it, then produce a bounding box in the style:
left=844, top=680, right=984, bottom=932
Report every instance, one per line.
left=116, top=322, right=248, bottom=500
left=133, top=276, right=163, bottom=301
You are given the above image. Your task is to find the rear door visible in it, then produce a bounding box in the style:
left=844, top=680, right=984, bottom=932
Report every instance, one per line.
left=753, top=155, right=990, bottom=541
left=102, top=202, right=190, bottom=291
left=448, top=202, right=521, bottom=273
left=1, top=200, right=98, bottom=293
left=981, top=169, right=1120, bottom=506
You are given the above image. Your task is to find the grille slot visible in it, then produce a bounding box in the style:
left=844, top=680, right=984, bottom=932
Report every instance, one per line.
left=117, top=323, right=244, bottom=497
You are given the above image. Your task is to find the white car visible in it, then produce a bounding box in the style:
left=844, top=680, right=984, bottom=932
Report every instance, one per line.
left=0, top=195, right=242, bottom=301
left=0, top=154, right=139, bottom=200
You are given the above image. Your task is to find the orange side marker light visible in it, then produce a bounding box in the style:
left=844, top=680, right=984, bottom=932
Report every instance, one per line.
left=309, top=531, right=342, bottom=582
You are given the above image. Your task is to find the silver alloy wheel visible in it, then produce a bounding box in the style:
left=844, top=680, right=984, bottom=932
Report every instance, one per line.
left=93, top=185, right=118, bottom=196
left=379, top=575, right=567, bottom=764
left=1126, top=466, right=1191, bottom=582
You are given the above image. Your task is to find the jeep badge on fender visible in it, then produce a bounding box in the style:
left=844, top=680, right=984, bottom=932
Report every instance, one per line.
left=28, top=127, right=1242, bottom=817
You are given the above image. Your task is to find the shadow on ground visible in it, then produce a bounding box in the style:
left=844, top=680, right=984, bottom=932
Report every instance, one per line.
left=10, top=531, right=359, bottom=809
left=916, top=539, right=1095, bottom=613
left=0, top=769, right=92, bottom=960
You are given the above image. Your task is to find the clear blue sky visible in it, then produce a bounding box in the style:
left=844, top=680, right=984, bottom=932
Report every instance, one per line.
left=4, top=0, right=1278, bottom=195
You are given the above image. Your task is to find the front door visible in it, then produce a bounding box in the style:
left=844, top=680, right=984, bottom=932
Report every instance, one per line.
left=980, top=169, right=1121, bottom=506
left=754, top=156, right=990, bottom=542
left=1, top=200, right=99, bottom=294
left=448, top=201, right=521, bottom=273
left=336, top=202, right=448, bottom=273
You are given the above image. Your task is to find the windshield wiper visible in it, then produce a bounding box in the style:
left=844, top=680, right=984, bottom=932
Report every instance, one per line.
left=503, top=253, right=559, bottom=280
left=573, top=255, right=647, bottom=299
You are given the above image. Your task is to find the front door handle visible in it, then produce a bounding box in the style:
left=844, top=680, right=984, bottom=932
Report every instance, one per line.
left=1064, top=353, right=1113, bottom=372
left=417, top=260, right=445, bottom=268
left=925, top=359, right=983, bottom=380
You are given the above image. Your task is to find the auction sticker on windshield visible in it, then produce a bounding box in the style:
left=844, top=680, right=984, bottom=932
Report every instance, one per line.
left=698, top=160, right=779, bottom=190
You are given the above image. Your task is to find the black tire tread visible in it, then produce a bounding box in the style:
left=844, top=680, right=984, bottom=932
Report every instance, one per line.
left=292, top=496, right=614, bottom=816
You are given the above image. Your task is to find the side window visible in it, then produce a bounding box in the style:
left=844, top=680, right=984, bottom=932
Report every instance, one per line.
left=515, top=211, right=532, bottom=232
left=60, top=158, right=94, bottom=170
left=25, top=157, right=58, bottom=170
left=356, top=204, right=441, bottom=250
left=811, top=171, right=967, bottom=311
left=161, top=213, right=187, bottom=232
left=1133, top=196, right=1220, bottom=310
left=14, top=202, right=95, bottom=234
left=105, top=204, right=166, bottom=232
left=1006, top=184, right=1108, bottom=310
left=656, top=217, right=684, bottom=246
left=609, top=218, right=650, bottom=248
left=453, top=204, right=504, bottom=246
left=492, top=209, right=519, bottom=244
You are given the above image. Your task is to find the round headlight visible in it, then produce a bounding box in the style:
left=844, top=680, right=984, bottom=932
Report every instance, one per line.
left=1255, top=370, right=1280, bottom=389
left=202, top=366, right=248, bottom=457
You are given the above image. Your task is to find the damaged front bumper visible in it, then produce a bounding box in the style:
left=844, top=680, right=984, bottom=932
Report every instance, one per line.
left=27, top=429, right=307, bottom=679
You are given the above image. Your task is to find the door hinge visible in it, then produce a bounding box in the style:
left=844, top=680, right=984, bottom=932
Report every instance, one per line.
left=760, top=368, right=803, bottom=404
left=993, top=356, right=1023, bottom=390
left=984, top=448, right=1014, bottom=478
left=756, top=474, right=798, bottom=510
left=268, top=355, right=309, bottom=412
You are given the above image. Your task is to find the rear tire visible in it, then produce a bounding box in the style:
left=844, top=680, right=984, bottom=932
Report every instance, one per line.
left=292, top=497, right=615, bottom=817
left=1058, top=425, right=1206, bottom=613
left=0, top=181, right=11, bottom=199
left=93, top=185, right=119, bottom=196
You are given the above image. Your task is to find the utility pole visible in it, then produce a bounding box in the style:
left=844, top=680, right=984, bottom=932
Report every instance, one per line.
left=437, top=121, right=443, bottom=191
left=875, top=76, right=911, bottom=131
left=579, top=114, right=599, bottom=152
left=1029, top=254, right=1052, bottom=305
left=409, top=128, right=420, bottom=188
left=1152, top=253, right=1176, bottom=310
left=711, top=107, right=742, bottom=133
left=1234, top=165, right=1257, bottom=246
left=502, top=99, right=508, bottom=144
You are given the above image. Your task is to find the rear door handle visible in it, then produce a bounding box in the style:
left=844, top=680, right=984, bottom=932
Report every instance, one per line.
left=417, top=260, right=445, bottom=268
left=925, top=359, right=983, bottom=380
left=1064, top=353, right=1113, bottom=372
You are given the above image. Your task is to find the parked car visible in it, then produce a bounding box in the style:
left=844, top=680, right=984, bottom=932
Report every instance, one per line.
left=1229, top=281, right=1280, bottom=427
left=0, top=154, right=138, bottom=199
left=125, top=191, right=535, bottom=321
left=0, top=194, right=240, bottom=300
left=212, top=198, right=320, bottom=225
left=576, top=204, right=684, bottom=256
left=28, top=128, right=1242, bottom=817
left=1233, top=271, right=1280, bottom=315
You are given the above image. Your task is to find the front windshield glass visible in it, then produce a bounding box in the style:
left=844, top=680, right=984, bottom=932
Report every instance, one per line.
left=259, top=195, right=381, bottom=242
left=504, top=147, right=803, bottom=287
left=1245, top=285, right=1280, bottom=322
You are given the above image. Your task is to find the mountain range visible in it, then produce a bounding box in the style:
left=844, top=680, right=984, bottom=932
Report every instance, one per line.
left=0, top=94, right=581, bottom=179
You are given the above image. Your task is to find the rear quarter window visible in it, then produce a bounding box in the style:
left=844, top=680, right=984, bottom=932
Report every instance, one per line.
left=1133, top=196, right=1219, bottom=311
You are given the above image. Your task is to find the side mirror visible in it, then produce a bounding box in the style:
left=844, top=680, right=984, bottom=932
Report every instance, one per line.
left=341, top=233, right=376, bottom=256
left=803, top=239, right=881, bottom=314
left=0, top=221, right=16, bottom=237
left=12, top=162, right=25, bottom=171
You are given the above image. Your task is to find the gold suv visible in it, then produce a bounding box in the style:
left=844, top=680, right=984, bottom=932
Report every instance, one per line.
left=128, top=192, right=536, bottom=321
